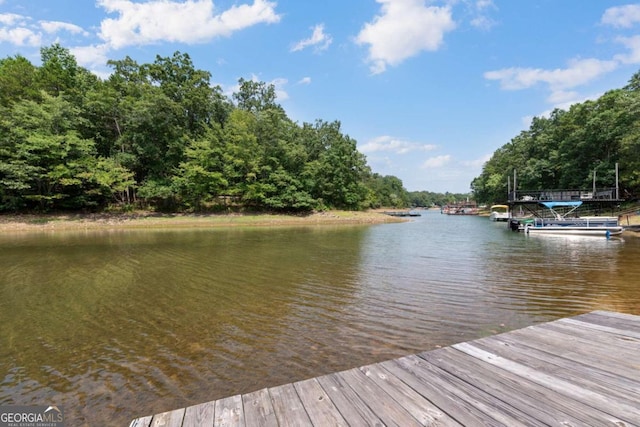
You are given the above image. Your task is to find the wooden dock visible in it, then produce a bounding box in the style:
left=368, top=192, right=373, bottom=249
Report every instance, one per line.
left=383, top=211, right=421, bottom=217
left=129, top=310, right=640, bottom=426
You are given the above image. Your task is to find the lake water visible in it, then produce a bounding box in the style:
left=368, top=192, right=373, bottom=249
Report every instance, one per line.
left=1, top=211, right=639, bottom=426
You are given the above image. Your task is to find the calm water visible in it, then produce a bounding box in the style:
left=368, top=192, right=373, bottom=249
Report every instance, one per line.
left=1, top=211, right=640, bottom=426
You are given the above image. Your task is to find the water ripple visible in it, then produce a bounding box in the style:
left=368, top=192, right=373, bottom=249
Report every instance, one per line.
left=1, top=216, right=640, bottom=425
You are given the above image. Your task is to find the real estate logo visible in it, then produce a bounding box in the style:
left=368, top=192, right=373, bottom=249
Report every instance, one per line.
left=0, top=406, right=64, bottom=427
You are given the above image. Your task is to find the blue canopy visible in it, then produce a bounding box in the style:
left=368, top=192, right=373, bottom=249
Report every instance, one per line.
left=540, top=201, right=582, bottom=209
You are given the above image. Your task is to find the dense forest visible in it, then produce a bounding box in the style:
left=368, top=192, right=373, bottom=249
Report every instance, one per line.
left=472, top=70, right=640, bottom=205
left=0, top=44, right=428, bottom=213
left=406, top=191, right=472, bottom=208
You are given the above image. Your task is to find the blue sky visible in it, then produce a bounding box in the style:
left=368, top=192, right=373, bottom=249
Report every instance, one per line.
left=1, top=1, right=640, bottom=193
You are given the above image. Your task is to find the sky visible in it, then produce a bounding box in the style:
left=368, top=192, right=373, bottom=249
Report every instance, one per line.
left=1, top=1, right=640, bottom=193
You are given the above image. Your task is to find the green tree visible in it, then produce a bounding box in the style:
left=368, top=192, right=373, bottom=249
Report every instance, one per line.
left=366, top=174, right=408, bottom=208
left=473, top=69, right=640, bottom=202
left=0, top=55, right=40, bottom=107
left=145, top=51, right=229, bottom=134
left=0, top=93, right=98, bottom=210
left=619, top=74, right=640, bottom=195
left=38, top=43, right=79, bottom=96
left=0, top=46, right=439, bottom=213
left=253, top=109, right=315, bottom=211
left=233, top=78, right=280, bottom=113
left=172, top=129, right=227, bottom=210
left=37, top=43, right=98, bottom=103
left=221, top=109, right=262, bottom=200
left=315, top=122, right=370, bottom=209
left=90, top=157, right=136, bottom=206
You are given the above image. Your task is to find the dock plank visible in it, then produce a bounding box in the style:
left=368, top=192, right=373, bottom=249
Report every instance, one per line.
left=379, top=358, right=493, bottom=427
left=129, top=311, right=640, bottom=427
left=128, top=415, right=152, bottom=427
left=591, top=309, right=640, bottom=325
left=505, top=323, right=640, bottom=379
left=422, top=348, right=577, bottom=426
left=242, top=388, right=277, bottom=427
left=549, top=317, right=640, bottom=348
left=510, top=324, right=640, bottom=375
left=150, top=408, right=185, bottom=427
left=358, top=362, right=461, bottom=426
left=460, top=337, right=637, bottom=425
left=268, top=382, right=312, bottom=427
left=337, top=367, right=422, bottom=427
left=455, top=342, right=640, bottom=425
left=571, top=311, right=640, bottom=333
left=472, top=334, right=640, bottom=421
left=484, top=330, right=640, bottom=400
left=294, top=378, right=347, bottom=426
left=316, top=371, right=384, bottom=426
left=182, top=402, right=214, bottom=427
left=214, top=395, right=243, bottom=427
left=394, top=354, right=536, bottom=427
left=425, top=346, right=623, bottom=427
left=559, top=316, right=640, bottom=340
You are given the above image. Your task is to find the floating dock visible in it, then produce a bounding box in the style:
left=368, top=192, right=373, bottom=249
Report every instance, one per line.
left=383, top=211, right=421, bottom=217
left=129, top=310, right=640, bottom=426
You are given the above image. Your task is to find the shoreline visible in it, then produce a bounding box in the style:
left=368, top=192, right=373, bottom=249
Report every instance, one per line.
left=1, top=210, right=637, bottom=234
left=0, top=210, right=407, bottom=232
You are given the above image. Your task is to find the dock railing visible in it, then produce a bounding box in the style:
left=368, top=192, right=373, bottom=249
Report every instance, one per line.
left=508, top=187, right=618, bottom=202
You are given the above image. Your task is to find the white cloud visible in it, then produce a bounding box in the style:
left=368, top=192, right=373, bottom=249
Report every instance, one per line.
left=0, top=13, right=25, bottom=26
left=475, top=0, right=494, bottom=10
left=471, top=16, right=495, bottom=31
left=70, top=44, right=111, bottom=69
left=297, top=77, right=312, bottom=85
left=484, top=8, right=640, bottom=118
left=470, top=0, right=497, bottom=30
left=356, top=0, right=456, bottom=74
left=462, top=153, right=491, bottom=168
left=484, top=28, right=640, bottom=113
left=1, top=14, right=91, bottom=49
left=421, top=154, right=451, bottom=169
left=40, top=20, right=88, bottom=36
left=484, top=57, right=618, bottom=91
left=535, top=90, right=604, bottom=120
left=0, top=13, right=40, bottom=46
left=97, top=0, right=280, bottom=49
left=0, top=26, right=41, bottom=46
left=614, top=35, right=640, bottom=64
left=270, top=77, right=289, bottom=101
left=359, top=135, right=437, bottom=154
left=291, top=23, right=332, bottom=53
left=546, top=89, right=580, bottom=105
left=601, top=4, right=640, bottom=28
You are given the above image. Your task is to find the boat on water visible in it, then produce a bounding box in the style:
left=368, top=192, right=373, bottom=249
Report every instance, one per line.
left=510, top=201, right=623, bottom=237
left=489, top=205, right=510, bottom=222
left=523, top=217, right=623, bottom=237
left=442, top=201, right=479, bottom=215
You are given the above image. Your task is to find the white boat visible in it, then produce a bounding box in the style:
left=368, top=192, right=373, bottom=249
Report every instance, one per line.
left=517, top=201, right=623, bottom=237
left=523, top=220, right=623, bottom=237
left=489, top=205, right=510, bottom=222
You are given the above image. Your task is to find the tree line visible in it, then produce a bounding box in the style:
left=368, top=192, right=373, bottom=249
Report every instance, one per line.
left=406, top=191, right=472, bottom=208
left=0, top=44, right=425, bottom=213
left=472, top=70, right=640, bottom=204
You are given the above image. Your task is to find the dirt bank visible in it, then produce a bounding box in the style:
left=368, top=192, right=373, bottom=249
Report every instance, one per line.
left=0, top=210, right=406, bottom=232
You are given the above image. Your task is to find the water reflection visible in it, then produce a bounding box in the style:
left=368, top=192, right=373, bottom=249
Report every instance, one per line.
left=0, top=227, right=371, bottom=425
left=485, top=233, right=637, bottom=316
left=1, top=215, right=639, bottom=426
